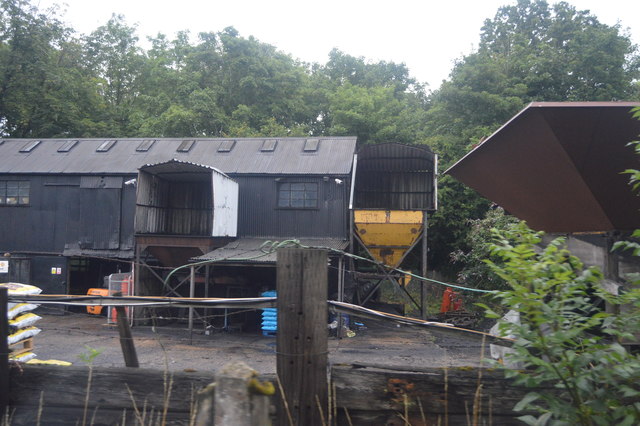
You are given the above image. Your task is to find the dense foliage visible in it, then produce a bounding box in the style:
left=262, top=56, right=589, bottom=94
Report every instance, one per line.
left=1, top=0, right=639, bottom=274
left=482, top=223, right=640, bottom=426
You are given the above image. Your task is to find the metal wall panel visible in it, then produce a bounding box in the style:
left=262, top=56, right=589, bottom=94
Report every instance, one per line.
left=354, top=143, right=437, bottom=211
left=212, top=172, right=238, bottom=237
left=79, top=187, right=121, bottom=249
left=135, top=169, right=215, bottom=236
left=234, top=176, right=349, bottom=239
left=0, top=174, right=133, bottom=256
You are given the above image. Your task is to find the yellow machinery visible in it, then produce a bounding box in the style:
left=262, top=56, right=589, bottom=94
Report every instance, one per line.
left=354, top=210, right=424, bottom=269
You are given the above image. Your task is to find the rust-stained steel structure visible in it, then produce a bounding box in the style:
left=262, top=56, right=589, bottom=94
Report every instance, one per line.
left=446, top=102, right=640, bottom=233
left=446, top=102, right=640, bottom=298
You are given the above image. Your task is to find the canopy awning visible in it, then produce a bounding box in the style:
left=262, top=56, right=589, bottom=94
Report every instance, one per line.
left=446, top=102, right=640, bottom=233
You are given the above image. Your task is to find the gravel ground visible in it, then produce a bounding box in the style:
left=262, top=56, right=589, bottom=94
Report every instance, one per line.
left=28, top=309, right=491, bottom=374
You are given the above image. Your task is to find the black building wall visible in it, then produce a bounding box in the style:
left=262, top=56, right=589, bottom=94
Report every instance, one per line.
left=234, top=175, right=349, bottom=239
left=0, top=174, right=136, bottom=254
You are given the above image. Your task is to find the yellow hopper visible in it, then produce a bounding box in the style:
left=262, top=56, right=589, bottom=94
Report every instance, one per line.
left=354, top=210, right=424, bottom=269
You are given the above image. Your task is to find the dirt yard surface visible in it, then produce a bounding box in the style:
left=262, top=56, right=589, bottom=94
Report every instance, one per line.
left=29, top=311, right=491, bottom=374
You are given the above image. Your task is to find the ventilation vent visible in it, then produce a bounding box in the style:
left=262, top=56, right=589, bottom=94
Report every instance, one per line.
left=260, top=139, right=278, bottom=152
left=57, top=140, right=79, bottom=153
left=96, top=140, right=117, bottom=152
left=136, top=139, right=156, bottom=152
left=218, top=140, right=236, bottom=152
left=177, top=139, right=196, bottom=152
left=19, top=140, right=41, bottom=153
left=303, top=138, right=320, bottom=152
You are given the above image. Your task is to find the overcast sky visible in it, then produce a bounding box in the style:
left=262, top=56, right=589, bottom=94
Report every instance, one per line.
left=36, top=0, right=640, bottom=90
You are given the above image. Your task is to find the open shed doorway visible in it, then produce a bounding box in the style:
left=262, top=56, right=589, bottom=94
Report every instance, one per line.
left=68, top=256, right=131, bottom=303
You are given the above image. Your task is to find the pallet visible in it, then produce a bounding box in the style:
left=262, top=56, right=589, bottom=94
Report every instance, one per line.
left=10, top=338, right=34, bottom=356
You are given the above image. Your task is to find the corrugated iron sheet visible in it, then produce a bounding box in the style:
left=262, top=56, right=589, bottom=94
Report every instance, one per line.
left=194, top=238, right=349, bottom=264
left=354, top=143, right=436, bottom=210
left=0, top=137, right=357, bottom=176
left=446, top=102, right=640, bottom=233
left=135, top=160, right=238, bottom=237
left=234, top=176, right=349, bottom=239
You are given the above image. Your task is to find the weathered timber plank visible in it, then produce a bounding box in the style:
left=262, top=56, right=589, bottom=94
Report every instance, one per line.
left=336, top=410, right=525, bottom=426
left=8, top=405, right=197, bottom=426
left=9, top=365, right=214, bottom=425
left=331, top=364, right=543, bottom=418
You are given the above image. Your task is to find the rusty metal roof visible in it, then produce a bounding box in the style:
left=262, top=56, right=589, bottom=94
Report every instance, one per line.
left=446, top=102, right=640, bottom=233
left=0, top=137, right=357, bottom=176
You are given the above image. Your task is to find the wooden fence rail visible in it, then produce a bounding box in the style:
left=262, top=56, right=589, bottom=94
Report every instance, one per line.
left=7, top=363, right=538, bottom=425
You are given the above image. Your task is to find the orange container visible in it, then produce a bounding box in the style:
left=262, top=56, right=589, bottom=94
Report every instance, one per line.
left=86, top=288, right=110, bottom=315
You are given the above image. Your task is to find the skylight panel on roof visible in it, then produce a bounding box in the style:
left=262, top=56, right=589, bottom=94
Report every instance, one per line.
left=19, top=140, right=41, bottom=153
left=303, top=138, right=320, bottom=152
left=136, top=139, right=156, bottom=152
left=57, top=140, right=78, bottom=153
left=260, top=139, right=278, bottom=152
left=177, top=139, right=196, bottom=152
left=96, top=140, right=117, bottom=152
left=218, top=140, right=236, bottom=152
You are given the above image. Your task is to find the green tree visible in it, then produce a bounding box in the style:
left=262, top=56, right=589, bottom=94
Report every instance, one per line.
left=0, top=0, right=105, bottom=137
left=426, top=0, right=640, bottom=272
left=83, top=14, right=144, bottom=136
left=450, top=206, right=518, bottom=292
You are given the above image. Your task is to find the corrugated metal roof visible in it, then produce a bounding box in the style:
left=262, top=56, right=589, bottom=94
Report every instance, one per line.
left=194, top=238, right=349, bottom=264
left=0, top=137, right=357, bottom=176
left=446, top=102, right=640, bottom=233
left=357, top=143, right=435, bottom=172
left=139, top=159, right=231, bottom=182
left=354, top=143, right=437, bottom=210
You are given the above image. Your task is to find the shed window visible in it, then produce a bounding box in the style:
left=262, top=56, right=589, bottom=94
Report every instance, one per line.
left=260, top=139, right=278, bottom=152
left=19, top=140, right=41, bottom=153
left=303, top=139, right=319, bottom=152
left=0, top=181, right=30, bottom=206
left=96, top=140, right=117, bottom=152
left=177, top=140, right=196, bottom=152
left=57, top=140, right=78, bottom=152
left=218, top=140, right=236, bottom=152
left=278, top=182, right=318, bottom=208
left=136, top=139, right=156, bottom=152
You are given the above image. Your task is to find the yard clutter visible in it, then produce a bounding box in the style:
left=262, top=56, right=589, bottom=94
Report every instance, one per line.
left=260, top=290, right=277, bottom=336
left=2, top=282, right=41, bottom=362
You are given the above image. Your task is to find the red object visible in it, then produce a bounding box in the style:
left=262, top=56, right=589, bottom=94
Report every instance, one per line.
left=440, top=287, right=463, bottom=313
left=110, top=276, right=131, bottom=321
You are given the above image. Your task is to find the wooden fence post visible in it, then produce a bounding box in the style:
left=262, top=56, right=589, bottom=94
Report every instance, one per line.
left=114, top=292, right=139, bottom=368
left=0, top=288, right=9, bottom=418
left=194, top=361, right=271, bottom=426
left=276, top=248, right=328, bottom=426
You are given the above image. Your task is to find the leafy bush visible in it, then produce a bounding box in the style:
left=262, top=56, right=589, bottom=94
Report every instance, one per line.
left=481, top=223, right=640, bottom=426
